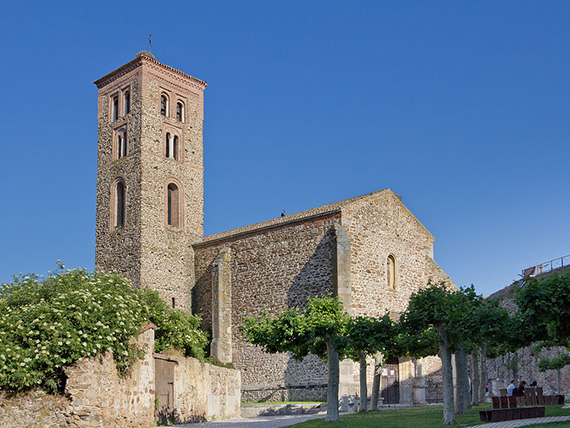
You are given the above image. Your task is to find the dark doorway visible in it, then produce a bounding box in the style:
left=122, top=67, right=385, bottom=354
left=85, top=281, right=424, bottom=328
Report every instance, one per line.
left=381, top=355, right=399, bottom=404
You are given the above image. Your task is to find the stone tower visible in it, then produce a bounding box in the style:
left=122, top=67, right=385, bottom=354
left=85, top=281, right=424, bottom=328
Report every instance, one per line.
left=94, top=52, right=206, bottom=310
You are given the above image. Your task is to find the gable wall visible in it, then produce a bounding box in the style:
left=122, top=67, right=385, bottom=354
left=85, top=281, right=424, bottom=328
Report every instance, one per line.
left=193, top=214, right=341, bottom=401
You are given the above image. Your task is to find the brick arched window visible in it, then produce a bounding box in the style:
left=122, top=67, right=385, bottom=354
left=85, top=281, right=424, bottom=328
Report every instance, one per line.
left=165, top=132, right=180, bottom=161
left=112, top=95, right=119, bottom=121
left=387, top=255, right=397, bottom=290
left=124, top=89, right=130, bottom=115
left=176, top=101, right=184, bottom=122
left=165, top=181, right=183, bottom=228
left=111, top=177, right=126, bottom=229
left=161, top=94, right=169, bottom=116
left=117, top=130, right=127, bottom=159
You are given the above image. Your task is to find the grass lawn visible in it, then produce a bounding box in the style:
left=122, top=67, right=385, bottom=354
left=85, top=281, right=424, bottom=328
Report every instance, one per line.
left=288, top=404, right=570, bottom=427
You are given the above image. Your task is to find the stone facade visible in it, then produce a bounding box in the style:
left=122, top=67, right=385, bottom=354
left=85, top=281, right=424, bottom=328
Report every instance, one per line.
left=93, top=54, right=455, bottom=405
left=193, top=190, right=454, bottom=403
left=95, top=52, right=206, bottom=311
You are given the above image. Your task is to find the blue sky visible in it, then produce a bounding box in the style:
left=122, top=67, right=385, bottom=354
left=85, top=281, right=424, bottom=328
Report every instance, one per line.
left=0, top=1, right=568, bottom=297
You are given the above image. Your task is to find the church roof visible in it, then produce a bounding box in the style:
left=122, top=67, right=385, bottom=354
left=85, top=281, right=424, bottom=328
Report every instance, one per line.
left=196, top=188, right=432, bottom=246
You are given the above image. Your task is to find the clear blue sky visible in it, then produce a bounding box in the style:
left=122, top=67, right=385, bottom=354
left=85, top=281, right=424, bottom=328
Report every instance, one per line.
left=1, top=1, right=568, bottom=297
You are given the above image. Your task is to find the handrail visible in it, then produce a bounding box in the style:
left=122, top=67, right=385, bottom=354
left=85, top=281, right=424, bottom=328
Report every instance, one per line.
left=522, top=255, right=570, bottom=278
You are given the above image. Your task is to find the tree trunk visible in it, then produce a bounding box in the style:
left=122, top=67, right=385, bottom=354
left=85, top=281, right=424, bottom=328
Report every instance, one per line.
left=479, top=346, right=487, bottom=404
left=359, top=352, right=368, bottom=412
left=370, top=352, right=383, bottom=411
left=326, top=339, right=341, bottom=422
left=471, top=349, right=480, bottom=406
left=438, top=327, right=455, bottom=425
left=455, top=347, right=469, bottom=415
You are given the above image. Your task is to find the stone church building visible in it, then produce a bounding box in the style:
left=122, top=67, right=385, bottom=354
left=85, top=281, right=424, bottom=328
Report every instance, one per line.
left=94, top=52, right=454, bottom=405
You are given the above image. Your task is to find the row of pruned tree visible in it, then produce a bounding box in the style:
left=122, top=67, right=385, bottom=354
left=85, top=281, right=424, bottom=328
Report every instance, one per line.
left=240, top=272, right=570, bottom=425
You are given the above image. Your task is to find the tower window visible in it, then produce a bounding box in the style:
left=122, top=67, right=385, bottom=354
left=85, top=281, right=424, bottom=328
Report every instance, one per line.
left=124, top=90, right=130, bottom=115
left=165, top=133, right=180, bottom=160
left=167, top=183, right=180, bottom=227
left=161, top=94, right=169, bottom=116
left=111, top=178, right=126, bottom=230
left=176, top=102, right=184, bottom=122
left=387, top=255, right=397, bottom=290
left=112, top=95, right=119, bottom=121
left=117, top=131, right=127, bottom=159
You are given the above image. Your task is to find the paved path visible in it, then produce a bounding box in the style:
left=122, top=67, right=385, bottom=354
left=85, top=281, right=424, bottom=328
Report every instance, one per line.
left=172, top=414, right=570, bottom=428
left=172, top=413, right=325, bottom=428
left=474, top=415, right=570, bottom=428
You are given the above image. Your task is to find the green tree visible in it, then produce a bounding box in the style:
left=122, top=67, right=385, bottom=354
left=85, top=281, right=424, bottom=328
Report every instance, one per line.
left=516, top=272, right=570, bottom=383
left=241, top=295, right=350, bottom=422
left=345, top=314, right=397, bottom=411
left=401, top=283, right=496, bottom=425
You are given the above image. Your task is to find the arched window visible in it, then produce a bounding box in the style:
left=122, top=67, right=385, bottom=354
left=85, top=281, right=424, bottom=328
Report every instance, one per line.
left=117, top=131, right=127, bottom=159
left=173, top=136, right=179, bottom=160
left=167, top=183, right=179, bottom=227
left=112, top=95, right=119, bottom=121
left=165, top=133, right=180, bottom=160
left=160, top=94, right=169, bottom=116
left=124, top=90, right=130, bottom=115
left=176, top=102, right=184, bottom=122
left=111, top=178, right=126, bottom=229
left=387, top=255, right=396, bottom=290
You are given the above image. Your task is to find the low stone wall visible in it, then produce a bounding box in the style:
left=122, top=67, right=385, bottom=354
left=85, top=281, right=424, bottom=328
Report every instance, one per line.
left=156, top=353, right=241, bottom=422
left=241, top=383, right=327, bottom=403
left=0, top=390, right=70, bottom=428
left=0, top=327, right=156, bottom=428
left=0, top=327, right=241, bottom=427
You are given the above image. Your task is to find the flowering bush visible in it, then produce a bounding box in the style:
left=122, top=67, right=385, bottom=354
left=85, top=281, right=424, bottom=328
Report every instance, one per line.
left=0, top=264, right=208, bottom=393
left=140, top=288, right=208, bottom=359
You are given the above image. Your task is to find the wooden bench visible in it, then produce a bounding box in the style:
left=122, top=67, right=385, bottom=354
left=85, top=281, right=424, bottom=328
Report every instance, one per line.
left=480, top=406, right=545, bottom=422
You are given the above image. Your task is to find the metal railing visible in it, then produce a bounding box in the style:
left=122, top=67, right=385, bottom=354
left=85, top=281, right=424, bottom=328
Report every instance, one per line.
left=521, top=255, right=570, bottom=278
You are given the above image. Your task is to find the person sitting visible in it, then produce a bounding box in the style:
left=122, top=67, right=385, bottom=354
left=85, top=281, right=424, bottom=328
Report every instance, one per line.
left=514, top=381, right=526, bottom=397
left=507, top=380, right=516, bottom=396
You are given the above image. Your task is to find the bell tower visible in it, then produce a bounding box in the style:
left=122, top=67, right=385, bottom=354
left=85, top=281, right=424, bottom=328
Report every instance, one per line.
left=94, top=52, right=206, bottom=311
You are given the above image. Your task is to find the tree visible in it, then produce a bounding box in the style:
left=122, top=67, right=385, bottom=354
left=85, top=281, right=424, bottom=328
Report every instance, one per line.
left=400, top=283, right=504, bottom=425
left=241, top=295, right=350, bottom=422
left=345, top=314, right=397, bottom=411
left=516, top=272, right=570, bottom=384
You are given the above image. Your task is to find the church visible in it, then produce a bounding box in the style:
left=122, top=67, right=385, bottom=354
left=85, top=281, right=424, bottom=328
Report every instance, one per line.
left=94, top=52, right=454, bottom=405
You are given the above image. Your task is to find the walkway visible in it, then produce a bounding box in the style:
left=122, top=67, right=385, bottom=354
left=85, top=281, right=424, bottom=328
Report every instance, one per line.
left=172, top=414, right=570, bottom=428
left=172, top=413, right=325, bottom=428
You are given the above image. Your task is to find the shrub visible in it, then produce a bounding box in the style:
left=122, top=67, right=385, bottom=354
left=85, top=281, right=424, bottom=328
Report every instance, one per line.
left=0, top=265, right=208, bottom=393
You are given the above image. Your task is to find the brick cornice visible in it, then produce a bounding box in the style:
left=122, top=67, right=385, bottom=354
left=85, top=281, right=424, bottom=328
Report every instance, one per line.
left=94, top=52, right=207, bottom=91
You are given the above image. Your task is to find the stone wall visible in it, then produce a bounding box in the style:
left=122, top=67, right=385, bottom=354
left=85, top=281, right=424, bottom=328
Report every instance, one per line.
left=194, top=213, right=340, bottom=400
left=0, top=327, right=155, bottom=428
left=155, top=353, right=240, bottom=423
left=342, top=190, right=451, bottom=403
left=0, top=327, right=241, bottom=427
left=193, top=189, right=453, bottom=404
left=486, top=275, right=570, bottom=396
